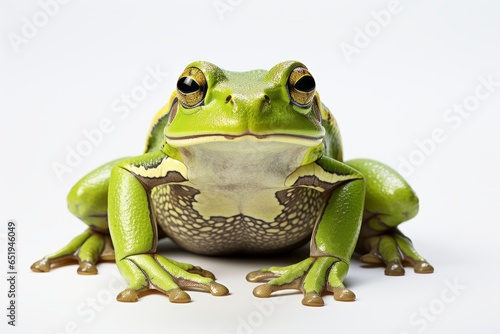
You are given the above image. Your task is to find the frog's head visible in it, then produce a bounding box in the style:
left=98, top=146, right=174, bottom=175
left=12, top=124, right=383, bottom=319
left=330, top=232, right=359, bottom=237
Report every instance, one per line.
left=163, top=61, right=325, bottom=165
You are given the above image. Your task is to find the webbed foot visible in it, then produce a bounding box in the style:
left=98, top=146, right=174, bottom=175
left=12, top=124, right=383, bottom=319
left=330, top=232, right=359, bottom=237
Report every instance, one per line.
left=359, top=232, right=434, bottom=276
left=31, top=229, right=114, bottom=275
left=246, top=256, right=354, bottom=307
left=116, top=254, right=229, bottom=303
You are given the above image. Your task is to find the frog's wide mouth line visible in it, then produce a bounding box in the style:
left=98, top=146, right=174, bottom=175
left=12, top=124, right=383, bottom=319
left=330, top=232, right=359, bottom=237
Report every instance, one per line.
left=165, top=133, right=323, bottom=147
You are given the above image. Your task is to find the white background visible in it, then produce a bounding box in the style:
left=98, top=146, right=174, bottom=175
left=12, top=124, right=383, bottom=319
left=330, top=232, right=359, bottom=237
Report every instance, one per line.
left=1, top=0, right=500, bottom=333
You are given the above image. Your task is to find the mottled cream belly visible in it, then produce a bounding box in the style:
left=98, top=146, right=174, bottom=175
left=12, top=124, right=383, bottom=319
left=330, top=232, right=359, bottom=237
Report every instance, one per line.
left=151, top=183, right=324, bottom=255
left=150, top=140, right=326, bottom=255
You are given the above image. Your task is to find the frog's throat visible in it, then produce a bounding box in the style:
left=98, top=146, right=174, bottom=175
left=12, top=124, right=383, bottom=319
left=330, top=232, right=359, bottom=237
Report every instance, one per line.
left=165, top=133, right=323, bottom=148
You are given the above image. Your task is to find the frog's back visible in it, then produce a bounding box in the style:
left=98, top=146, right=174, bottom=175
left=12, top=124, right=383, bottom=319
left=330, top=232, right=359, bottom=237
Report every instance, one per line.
left=143, top=93, right=177, bottom=153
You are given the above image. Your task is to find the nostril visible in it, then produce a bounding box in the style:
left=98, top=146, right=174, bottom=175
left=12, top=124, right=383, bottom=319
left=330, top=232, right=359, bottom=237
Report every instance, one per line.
left=263, top=95, right=270, bottom=104
left=225, top=95, right=232, bottom=103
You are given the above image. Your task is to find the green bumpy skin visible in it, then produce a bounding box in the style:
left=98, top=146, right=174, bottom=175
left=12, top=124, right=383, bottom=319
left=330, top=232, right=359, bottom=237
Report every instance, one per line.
left=31, top=60, right=433, bottom=306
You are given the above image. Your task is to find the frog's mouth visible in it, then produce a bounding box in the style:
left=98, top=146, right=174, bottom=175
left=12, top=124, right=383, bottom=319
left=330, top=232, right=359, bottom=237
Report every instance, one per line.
left=165, top=133, right=323, bottom=148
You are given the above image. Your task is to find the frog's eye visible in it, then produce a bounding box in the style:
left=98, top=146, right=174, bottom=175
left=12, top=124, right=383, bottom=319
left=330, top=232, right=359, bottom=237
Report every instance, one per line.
left=176, top=67, right=207, bottom=108
left=287, top=67, right=316, bottom=107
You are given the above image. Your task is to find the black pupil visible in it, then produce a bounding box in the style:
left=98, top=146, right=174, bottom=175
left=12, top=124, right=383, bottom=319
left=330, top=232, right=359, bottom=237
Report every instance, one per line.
left=294, top=75, right=315, bottom=92
left=177, top=77, right=200, bottom=94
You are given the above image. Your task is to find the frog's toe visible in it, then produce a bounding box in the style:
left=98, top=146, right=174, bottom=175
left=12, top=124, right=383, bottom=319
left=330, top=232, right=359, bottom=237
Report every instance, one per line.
left=252, top=284, right=273, bottom=297
left=384, top=260, right=405, bottom=276
left=359, top=251, right=382, bottom=265
left=176, top=277, right=228, bottom=297
left=187, top=267, right=217, bottom=280
left=302, top=292, right=325, bottom=307
left=413, top=261, right=434, bottom=274
left=31, top=258, right=56, bottom=272
left=209, top=282, right=229, bottom=296
left=359, top=232, right=433, bottom=275
left=246, top=260, right=301, bottom=283
left=360, top=251, right=406, bottom=275
left=77, top=261, right=98, bottom=275
left=252, top=280, right=300, bottom=298
left=167, top=289, right=192, bottom=303
left=116, top=288, right=140, bottom=302
left=160, top=258, right=218, bottom=280
left=329, top=287, right=356, bottom=301
left=246, top=270, right=280, bottom=282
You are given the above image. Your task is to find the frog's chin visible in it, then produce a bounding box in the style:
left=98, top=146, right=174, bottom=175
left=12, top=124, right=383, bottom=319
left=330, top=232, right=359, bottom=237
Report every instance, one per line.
left=174, top=139, right=316, bottom=191
left=165, top=133, right=323, bottom=149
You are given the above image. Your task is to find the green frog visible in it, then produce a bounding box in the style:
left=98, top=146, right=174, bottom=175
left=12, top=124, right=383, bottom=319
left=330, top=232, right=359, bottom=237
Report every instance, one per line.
left=31, top=61, right=433, bottom=306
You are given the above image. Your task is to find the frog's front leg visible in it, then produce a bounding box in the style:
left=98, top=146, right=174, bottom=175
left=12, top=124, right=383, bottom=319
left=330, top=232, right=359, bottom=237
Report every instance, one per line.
left=109, top=152, right=229, bottom=303
left=247, top=158, right=365, bottom=306
left=345, top=159, right=434, bottom=276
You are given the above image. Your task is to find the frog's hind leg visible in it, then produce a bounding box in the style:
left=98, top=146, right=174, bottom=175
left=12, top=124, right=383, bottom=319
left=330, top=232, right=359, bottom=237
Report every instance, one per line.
left=344, top=159, right=434, bottom=276
left=31, top=159, right=122, bottom=275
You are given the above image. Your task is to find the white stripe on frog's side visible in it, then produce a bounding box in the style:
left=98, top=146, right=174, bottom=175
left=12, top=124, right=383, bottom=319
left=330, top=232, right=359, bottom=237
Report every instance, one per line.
left=179, top=140, right=311, bottom=223
left=128, top=156, right=188, bottom=179
left=285, top=163, right=359, bottom=188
